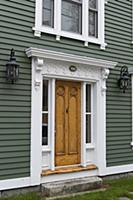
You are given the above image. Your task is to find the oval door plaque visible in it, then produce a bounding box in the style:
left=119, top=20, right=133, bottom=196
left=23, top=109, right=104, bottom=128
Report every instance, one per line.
left=69, top=65, right=77, bottom=72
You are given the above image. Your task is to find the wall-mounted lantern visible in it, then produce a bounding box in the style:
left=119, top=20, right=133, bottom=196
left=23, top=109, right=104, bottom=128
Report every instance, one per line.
left=6, top=49, right=19, bottom=84
left=118, top=66, right=130, bottom=93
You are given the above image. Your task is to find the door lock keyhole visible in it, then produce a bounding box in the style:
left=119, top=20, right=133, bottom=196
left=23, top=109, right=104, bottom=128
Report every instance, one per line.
left=66, top=107, right=69, bottom=113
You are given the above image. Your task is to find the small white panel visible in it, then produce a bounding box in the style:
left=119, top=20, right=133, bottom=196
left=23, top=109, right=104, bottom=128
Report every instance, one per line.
left=42, top=152, right=50, bottom=170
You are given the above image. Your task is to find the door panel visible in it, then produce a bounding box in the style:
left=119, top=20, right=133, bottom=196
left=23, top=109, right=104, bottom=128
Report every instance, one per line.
left=55, top=80, right=81, bottom=166
left=56, top=86, right=66, bottom=155
left=68, top=86, right=78, bottom=154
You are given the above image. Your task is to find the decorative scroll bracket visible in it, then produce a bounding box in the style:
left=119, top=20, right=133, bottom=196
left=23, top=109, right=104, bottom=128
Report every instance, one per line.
left=34, top=58, right=44, bottom=90
left=35, top=58, right=44, bottom=71
left=101, top=68, right=110, bottom=95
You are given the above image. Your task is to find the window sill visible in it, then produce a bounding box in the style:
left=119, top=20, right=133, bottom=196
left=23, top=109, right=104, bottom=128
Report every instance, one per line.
left=86, top=143, right=95, bottom=150
left=32, top=27, right=107, bottom=50
left=42, top=146, right=51, bottom=152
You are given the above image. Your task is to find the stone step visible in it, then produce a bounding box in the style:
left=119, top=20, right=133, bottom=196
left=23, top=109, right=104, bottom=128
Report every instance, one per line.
left=41, top=176, right=103, bottom=197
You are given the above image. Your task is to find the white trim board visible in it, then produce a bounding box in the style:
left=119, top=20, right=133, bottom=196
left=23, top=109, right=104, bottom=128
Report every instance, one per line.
left=102, top=164, right=133, bottom=176
left=26, top=47, right=117, bottom=69
left=0, top=177, right=31, bottom=191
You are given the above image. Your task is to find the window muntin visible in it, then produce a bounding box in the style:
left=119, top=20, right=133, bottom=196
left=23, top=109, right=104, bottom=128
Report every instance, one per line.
left=89, top=0, right=98, bottom=37
left=86, top=84, right=92, bottom=144
left=42, top=80, right=49, bottom=146
left=61, top=0, right=82, bottom=34
left=42, top=0, right=54, bottom=27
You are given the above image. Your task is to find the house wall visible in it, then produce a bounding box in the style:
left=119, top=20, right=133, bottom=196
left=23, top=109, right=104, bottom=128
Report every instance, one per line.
left=0, top=0, right=133, bottom=180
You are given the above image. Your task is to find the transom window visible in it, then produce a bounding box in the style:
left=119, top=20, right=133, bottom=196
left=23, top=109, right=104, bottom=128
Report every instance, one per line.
left=34, top=0, right=105, bottom=48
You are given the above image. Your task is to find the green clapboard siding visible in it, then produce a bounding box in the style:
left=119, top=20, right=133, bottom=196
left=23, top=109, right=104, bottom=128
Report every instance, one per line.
left=0, top=0, right=133, bottom=180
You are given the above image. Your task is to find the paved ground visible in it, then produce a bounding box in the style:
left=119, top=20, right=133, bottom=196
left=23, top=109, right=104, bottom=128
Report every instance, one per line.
left=119, top=197, right=131, bottom=200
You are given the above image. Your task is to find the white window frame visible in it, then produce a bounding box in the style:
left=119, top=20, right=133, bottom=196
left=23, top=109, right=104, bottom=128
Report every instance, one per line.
left=84, top=83, right=94, bottom=146
left=42, top=78, right=51, bottom=151
left=33, top=0, right=106, bottom=49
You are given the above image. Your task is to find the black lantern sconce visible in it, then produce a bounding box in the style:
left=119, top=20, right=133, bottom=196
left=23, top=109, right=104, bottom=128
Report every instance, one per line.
left=6, top=49, right=19, bottom=84
left=118, top=66, right=130, bottom=93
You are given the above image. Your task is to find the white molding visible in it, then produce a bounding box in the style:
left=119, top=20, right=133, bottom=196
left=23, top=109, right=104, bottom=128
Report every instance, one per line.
left=34, top=0, right=42, bottom=37
left=33, top=0, right=106, bottom=48
left=36, top=58, right=44, bottom=71
left=102, top=164, right=133, bottom=176
left=91, top=83, right=94, bottom=144
left=42, top=147, right=51, bottom=152
left=81, top=83, right=87, bottom=167
left=26, top=48, right=117, bottom=69
left=99, top=0, right=105, bottom=49
left=94, top=79, right=106, bottom=175
left=30, top=58, right=42, bottom=185
left=50, top=79, right=55, bottom=170
left=86, top=143, right=95, bottom=149
left=42, top=60, right=101, bottom=82
left=0, top=177, right=31, bottom=191
left=55, top=0, right=61, bottom=36
left=33, top=58, right=44, bottom=90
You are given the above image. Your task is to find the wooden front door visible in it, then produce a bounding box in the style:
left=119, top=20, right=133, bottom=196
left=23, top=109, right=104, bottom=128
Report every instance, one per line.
left=55, top=80, right=81, bottom=167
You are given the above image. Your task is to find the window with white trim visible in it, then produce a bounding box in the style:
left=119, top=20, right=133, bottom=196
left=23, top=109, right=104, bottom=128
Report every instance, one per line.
left=85, top=84, right=93, bottom=144
left=34, top=0, right=105, bottom=48
left=42, top=79, right=49, bottom=146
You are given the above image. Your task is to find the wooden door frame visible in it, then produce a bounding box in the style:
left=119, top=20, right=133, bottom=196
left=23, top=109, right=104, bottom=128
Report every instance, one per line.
left=41, top=78, right=95, bottom=171
left=49, top=78, right=89, bottom=171
left=55, top=80, right=81, bottom=167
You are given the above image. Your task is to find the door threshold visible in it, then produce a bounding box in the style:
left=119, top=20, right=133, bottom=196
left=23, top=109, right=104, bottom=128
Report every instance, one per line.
left=41, top=164, right=97, bottom=176
left=55, top=164, right=80, bottom=169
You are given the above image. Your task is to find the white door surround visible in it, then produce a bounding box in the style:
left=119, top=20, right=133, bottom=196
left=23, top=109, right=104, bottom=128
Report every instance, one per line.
left=26, top=47, right=117, bottom=185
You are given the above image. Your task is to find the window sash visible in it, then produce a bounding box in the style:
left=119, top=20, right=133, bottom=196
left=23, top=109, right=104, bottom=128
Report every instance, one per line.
left=61, top=0, right=82, bottom=34
left=88, top=0, right=98, bottom=37
left=42, top=0, right=54, bottom=27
